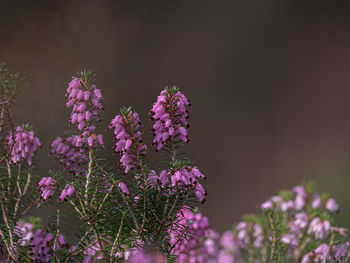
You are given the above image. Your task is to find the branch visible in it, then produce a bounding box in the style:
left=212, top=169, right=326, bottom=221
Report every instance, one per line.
left=110, top=212, right=126, bottom=260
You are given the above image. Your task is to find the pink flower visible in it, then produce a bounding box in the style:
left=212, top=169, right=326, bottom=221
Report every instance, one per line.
left=15, top=220, right=34, bottom=246
left=5, top=126, right=41, bottom=166
left=109, top=108, right=147, bottom=174
left=331, top=226, right=347, bottom=236
left=64, top=76, right=104, bottom=148
left=325, top=198, right=339, bottom=213
left=50, top=136, right=88, bottom=175
left=37, top=177, right=56, bottom=200
left=118, top=182, right=130, bottom=196
left=58, top=184, right=75, bottom=202
left=302, top=244, right=329, bottom=263
left=150, top=86, right=190, bottom=150
left=260, top=200, right=273, bottom=210
left=311, top=193, right=322, bottom=208
left=281, top=200, right=294, bottom=212
left=307, top=217, right=331, bottom=240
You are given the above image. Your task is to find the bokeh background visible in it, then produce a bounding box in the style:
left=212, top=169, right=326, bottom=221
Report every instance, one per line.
left=1, top=0, right=350, bottom=234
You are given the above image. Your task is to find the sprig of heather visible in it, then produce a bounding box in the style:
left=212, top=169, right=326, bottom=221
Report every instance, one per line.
left=5, top=125, right=41, bottom=166
left=150, top=86, right=190, bottom=151
left=50, top=72, right=104, bottom=176
left=65, top=74, right=103, bottom=133
left=169, top=206, right=243, bottom=263
left=37, top=177, right=56, bottom=200
left=109, top=107, right=147, bottom=174
left=50, top=136, right=88, bottom=175
left=14, top=218, right=73, bottom=263
left=151, top=164, right=207, bottom=203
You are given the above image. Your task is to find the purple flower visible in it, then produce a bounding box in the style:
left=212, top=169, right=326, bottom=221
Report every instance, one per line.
left=260, top=200, right=273, bottom=210
left=5, top=126, right=41, bottom=166
left=128, top=249, right=166, bottom=263
left=293, top=185, right=307, bottom=197
left=302, top=243, right=329, bottom=263
left=37, top=177, right=56, bottom=200
left=64, top=77, right=104, bottom=148
left=281, top=200, right=294, bottom=212
left=169, top=207, right=210, bottom=261
left=118, top=181, right=130, bottom=196
left=311, top=193, right=322, bottom=208
left=236, top=222, right=249, bottom=246
left=15, top=220, right=34, bottom=246
left=307, top=217, right=331, bottom=240
left=149, top=86, right=190, bottom=151
left=58, top=184, right=75, bottom=202
left=281, top=234, right=298, bottom=247
left=331, top=226, right=347, bottom=236
left=236, top=222, right=263, bottom=248
left=330, top=242, right=349, bottom=262
left=31, top=229, right=67, bottom=262
left=290, top=213, right=309, bottom=233
left=325, top=198, right=339, bottom=213
left=220, top=231, right=238, bottom=250
left=161, top=166, right=207, bottom=203
left=50, top=136, right=88, bottom=175
left=109, top=108, right=147, bottom=174
left=253, top=224, right=263, bottom=248
left=83, top=242, right=105, bottom=262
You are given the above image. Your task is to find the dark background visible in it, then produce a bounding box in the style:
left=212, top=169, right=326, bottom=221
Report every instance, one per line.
left=1, top=0, right=350, bottom=233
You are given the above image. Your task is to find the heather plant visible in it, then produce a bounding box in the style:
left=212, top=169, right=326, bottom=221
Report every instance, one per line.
left=0, top=64, right=349, bottom=262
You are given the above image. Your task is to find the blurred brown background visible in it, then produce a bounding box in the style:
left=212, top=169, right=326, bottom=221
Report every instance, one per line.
left=1, top=0, right=350, bottom=233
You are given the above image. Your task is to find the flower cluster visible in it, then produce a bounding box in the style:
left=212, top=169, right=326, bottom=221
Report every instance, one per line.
left=257, top=185, right=349, bottom=262
left=170, top=207, right=209, bottom=262
left=15, top=220, right=34, bottom=246
left=65, top=77, right=103, bottom=131
left=58, top=184, right=75, bottom=202
left=236, top=221, right=264, bottom=248
left=5, top=126, right=41, bottom=166
left=166, top=185, right=349, bottom=263
left=150, top=86, right=190, bottom=151
left=83, top=242, right=104, bottom=263
left=154, top=166, right=207, bottom=203
left=170, top=207, right=243, bottom=263
left=301, top=242, right=350, bottom=263
left=15, top=218, right=72, bottom=263
left=66, top=76, right=104, bottom=147
left=109, top=108, right=147, bottom=173
left=31, top=229, right=67, bottom=262
left=50, top=75, right=104, bottom=174
left=4, top=68, right=350, bottom=263
left=37, top=177, right=56, bottom=200
left=127, top=249, right=167, bottom=263
left=50, top=136, right=88, bottom=175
